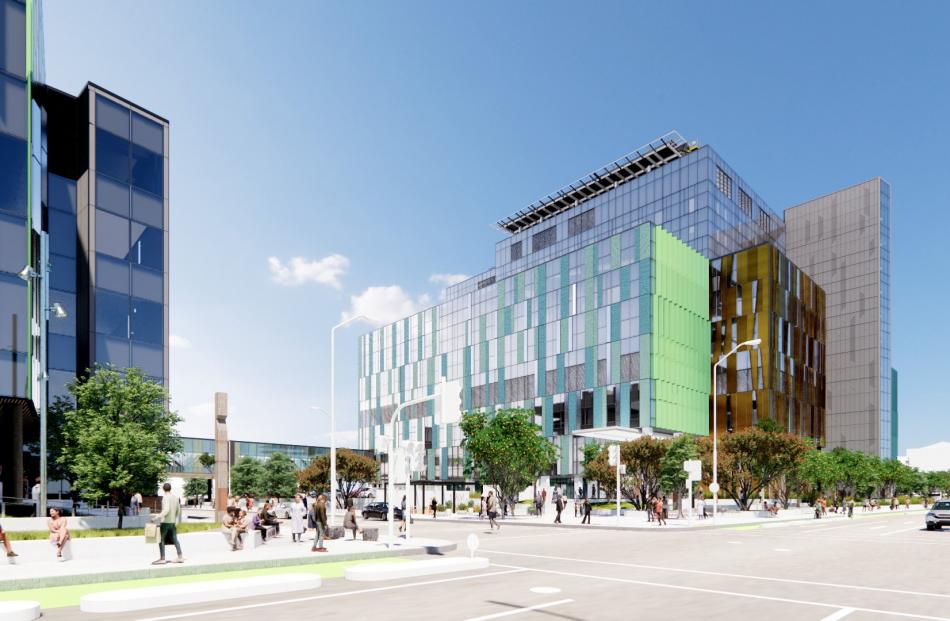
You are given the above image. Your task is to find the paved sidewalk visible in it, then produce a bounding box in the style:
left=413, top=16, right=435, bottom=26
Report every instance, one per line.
left=414, top=505, right=929, bottom=531
left=0, top=529, right=454, bottom=591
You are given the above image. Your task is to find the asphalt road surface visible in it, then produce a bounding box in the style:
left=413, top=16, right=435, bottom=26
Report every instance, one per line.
left=45, top=510, right=950, bottom=621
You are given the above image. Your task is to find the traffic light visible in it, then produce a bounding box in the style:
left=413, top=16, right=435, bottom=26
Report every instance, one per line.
left=437, top=379, right=463, bottom=425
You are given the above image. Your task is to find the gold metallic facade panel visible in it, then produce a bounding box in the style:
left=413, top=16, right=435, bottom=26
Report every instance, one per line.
left=710, top=243, right=826, bottom=445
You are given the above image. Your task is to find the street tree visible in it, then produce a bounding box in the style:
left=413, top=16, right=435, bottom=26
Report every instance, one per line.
left=826, top=448, right=880, bottom=500
left=659, top=435, right=699, bottom=517
left=263, top=452, right=298, bottom=500
left=877, top=459, right=918, bottom=498
left=197, top=452, right=215, bottom=473
left=461, top=409, right=558, bottom=512
left=297, top=449, right=378, bottom=508
left=184, top=478, right=208, bottom=507
left=230, top=456, right=266, bottom=497
left=585, top=437, right=669, bottom=508
left=698, top=427, right=810, bottom=510
left=57, top=366, right=181, bottom=528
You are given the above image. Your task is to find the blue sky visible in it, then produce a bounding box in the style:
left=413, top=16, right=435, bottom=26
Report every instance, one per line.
left=43, top=1, right=949, bottom=452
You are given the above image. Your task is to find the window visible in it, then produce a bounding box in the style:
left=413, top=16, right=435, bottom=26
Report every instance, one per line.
left=509, top=241, right=522, bottom=262
left=477, top=276, right=495, bottom=290
left=131, top=297, right=163, bottom=344
left=48, top=255, right=76, bottom=293
left=48, top=290, right=76, bottom=337
left=95, top=335, right=129, bottom=369
left=48, top=334, right=76, bottom=371
left=532, top=226, right=556, bottom=253
left=0, top=133, right=27, bottom=216
left=715, top=167, right=733, bottom=200
left=129, top=223, right=163, bottom=270
left=96, top=97, right=130, bottom=139
left=96, top=175, right=130, bottom=218
left=132, top=265, right=163, bottom=302
left=95, top=209, right=130, bottom=259
left=48, top=209, right=76, bottom=258
left=568, top=209, right=595, bottom=237
left=96, top=129, right=131, bottom=183
left=131, top=142, right=163, bottom=195
left=132, top=112, right=163, bottom=155
left=95, top=289, right=129, bottom=338
left=48, top=174, right=76, bottom=214
left=0, top=212, right=26, bottom=273
left=97, top=254, right=130, bottom=294
left=739, top=189, right=752, bottom=217
left=0, top=73, right=27, bottom=140
left=757, top=207, right=770, bottom=232
left=1, top=1, right=26, bottom=79
left=132, top=188, right=162, bottom=228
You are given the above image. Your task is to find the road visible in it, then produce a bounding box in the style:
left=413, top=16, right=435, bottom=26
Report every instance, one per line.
left=45, top=510, right=950, bottom=621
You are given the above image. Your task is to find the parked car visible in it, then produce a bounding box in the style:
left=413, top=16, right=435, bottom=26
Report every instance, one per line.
left=925, top=500, right=950, bottom=531
left=362, top=502, right=403, bottom=521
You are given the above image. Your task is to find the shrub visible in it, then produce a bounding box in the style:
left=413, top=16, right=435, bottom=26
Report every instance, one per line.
left=469, top=491, right=481, bottom=500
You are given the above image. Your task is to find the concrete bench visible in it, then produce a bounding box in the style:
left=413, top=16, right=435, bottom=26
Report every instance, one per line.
left=0, top=601, right=40, bottom=621
left=220, top=525, right=275, bottom=550
left=79, top=573, right=321, bottom=613
left=345, top=557, right=489, bottom=582
left=362, top=528, right=378, bottom=542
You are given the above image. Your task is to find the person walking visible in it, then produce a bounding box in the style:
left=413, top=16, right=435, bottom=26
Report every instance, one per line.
left=399, top=495, right=408, bottom=533
left=31, top=479, right=41, bottom=517
left=581, top=496, right=592, bottom=524
left=696, top=495, right=706, bottom=519
left=430, top=497, right=438, bottom=519
left=310, top=494, right=328, bottom=552
left=535, top=490, right=542, bottom=517
left=486, top=491, right=500, bottom=530
left=152, top=482, right=183, bottom=565
left=0, top=522, right=16, bottom=559
left=847, top=498, right=855, bottom=518
left=575, top=487, right=582, bottom=517
left=131, top=491, right=142, bottom=516
left=654, top=496, right=666, bottom=526
left=554, top=493, right=564, bottom=524
left=343, top=505, right=361, bottom=540
left=541, top=488, right=547, bottom=516
left=48, top=507, right=70, bottom=560
left=479, top=495, right=486, bottom=520
left=289, top=494, right=306, bottom=542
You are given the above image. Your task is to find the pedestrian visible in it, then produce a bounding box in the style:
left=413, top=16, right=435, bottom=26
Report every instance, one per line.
left=47, top=507, right=70, bottom=561
left=260, top=502, right=281, bottom=535
left=905, top=496, right=911, bottom=511
left=479, top=495, right=486, bottom=520
left=222, top=508, right=245, bottom=551
left=152, top=482, right=183, bottom=565
left=863, top=498, right=869, bottom=512
left=541, top=488, right=547, bottom=516
left=554, top=493, right=564, bottom=524
left=310, top=494, right=328, bottom=552
left=0, top=522, right=17, bottom=559
left=487, top=491, right=500, bottom=530
left=31, top=478, right=41, bottom=517
left=343, top=505, right=361, bottom=540
left=890, top=496, right=897, bottom=511
left=289, top=494, right=306, bottom=542
left=654, top=497, right=666, bottom=526
left=647, top=497, right=654, bottom=522
left=696, top=495, right=706, bottom=519
left=581, top=496, right=592, bottom=524
left=399, top=495, right=408, bottom=533
left=131, top=491, right=141, bottom=516
left=847, top=498, right=854, bottom=518
left=535, top=490, right=542, bottom=516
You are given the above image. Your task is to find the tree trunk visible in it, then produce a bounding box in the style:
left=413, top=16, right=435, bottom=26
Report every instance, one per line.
left=117, top=500, right=125, bottom=529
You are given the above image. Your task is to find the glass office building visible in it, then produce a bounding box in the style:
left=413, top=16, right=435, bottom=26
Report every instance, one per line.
left=168, top=437, right=374, bottom=477
left=357, top=133, right=784, bottom=488
left=0, top=0, right=169, bottom=499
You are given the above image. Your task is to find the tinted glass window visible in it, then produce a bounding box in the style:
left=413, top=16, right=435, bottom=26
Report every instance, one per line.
left=48, top=254, right=76, bottom=293
left=48, top=209, right=76, bottom=258
left=131, top=143, right=163, bottom=195
left=934, top=502, right=950, bottom=510
left=95, top=96, right=130, bottom=139
left=0, top=133, right=27, bottom=216
left=95, top=335, right=129, bottom=369
left=131, top=188, right=162, bottom=228
left=0, top=350, right=26, bottom=396
left=48, top=174, right=76, bottom=214
left=95, top=209, right=129, bottom=259
left=95, top=288, right=129, bottom=338
left=132, top=342, right=163, bottom=377
left=131, top=297, right=162, bottom=344
left=48, top=334, right=76, bottom=371
left=129, top=223, right=162, bottom=270
left=96, top=129, right=130, bottom=183
left=96, top=253, right=130, bottom=295
left=0, top=274, right=26, bottom=352
left=1, top=1, right=27, bottom=79
left=96, top=175, right=129, bottom=217
left=0, top=73, right=27, bottom=140
left=132, top=112, right=163, bottom=154
left=48, top=369, right=75, bottom=404
left=132, top=265, right=162, bottom=302
left=0, top=211, right=26, bottom=273
left=48, top=290, right=76, bottom=337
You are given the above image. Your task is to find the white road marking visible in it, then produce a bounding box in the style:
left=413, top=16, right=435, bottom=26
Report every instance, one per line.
left=462, top=598, right=574, bottom=621
left=135, top=568, right=528, bottom=621
left=490, top=563, right=950, bottom=621
left=481, top=550, right=950, bottom=600
left=727, top=541, right=742, bottom=544
left=869, top=525, right=888, bottom=530
left=821, top=607, right=856, bottom=621
left=529, top=586, right=561, bottom=594
left=881, top=526, right=925, bottom=537
left=905, top=521, right=916, bottom=525
left=773, top=548, right=791, bottom=552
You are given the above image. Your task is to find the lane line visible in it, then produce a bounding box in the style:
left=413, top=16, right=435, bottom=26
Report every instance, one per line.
left=881, top=526, right=926, bottom=537
left=821, top=607, right=856, bottom=621
left=135, top=568, right=527, bottom=621
left=773, top=548, right=792, bottom=552
left=490, top=564, right=950, bottom=621
left=869, top=525, right=888, bottom=531
left=481, top=550, right=950, bottom=599
left=462, top=598, right=574, bottom=621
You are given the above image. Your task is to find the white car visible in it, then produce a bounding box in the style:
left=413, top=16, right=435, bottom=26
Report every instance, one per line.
left=925, top=500, right=950, bottom=531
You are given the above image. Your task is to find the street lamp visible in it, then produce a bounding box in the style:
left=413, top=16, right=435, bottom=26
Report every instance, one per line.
left=329, top=314, right=375, bottom=524
left=711, top=337, right=760, bottom=523
left=18, top=232, right=68, bottom=518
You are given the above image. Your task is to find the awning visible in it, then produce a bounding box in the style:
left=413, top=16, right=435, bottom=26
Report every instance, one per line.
left=0, top=396, right=37, bottom=418
left=572, top=426, right=677, bottom=442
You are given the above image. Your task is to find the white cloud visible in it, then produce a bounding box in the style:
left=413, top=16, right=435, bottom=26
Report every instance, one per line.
left=267, top=254, right=350, bottom=289
left=429, top=273, right=470, bottom=287
left=311, top=429, right=360, bottom=449
left=170, top=334, right=192, bottom=349
left=183, top=402, right=213, bottom=418
left=343, top=286, right=432, bottom=325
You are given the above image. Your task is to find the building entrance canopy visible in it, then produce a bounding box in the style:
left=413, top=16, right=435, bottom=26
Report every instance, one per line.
left=571, top=426, right=675, bottom=443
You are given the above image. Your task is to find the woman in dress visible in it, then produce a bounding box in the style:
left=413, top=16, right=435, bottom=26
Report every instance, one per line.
left=48, top=507, right=70, bottom=560
left=289, top=494, right=307, bottom=542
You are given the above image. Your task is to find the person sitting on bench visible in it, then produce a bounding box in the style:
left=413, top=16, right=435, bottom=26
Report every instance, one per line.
left=259, top=502, right=280, bottom=536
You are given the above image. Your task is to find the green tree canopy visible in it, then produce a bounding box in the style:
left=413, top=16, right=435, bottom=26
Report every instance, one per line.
left=461, top=409, right=558, bottom=508
left=262, top=452, right=298, bottom=499
left=659, top=435, right=699, bottom=515
left=184, top=478, right=208, bottom=506
left=297, top=449, right=377, bottom=508
left=230, top=456, right=266, bottom=497
left=197, top=452, right=216, bottom=472
left=57, top=366, right=181, bottom=527
left=581, top=437, right=668, bottom=509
